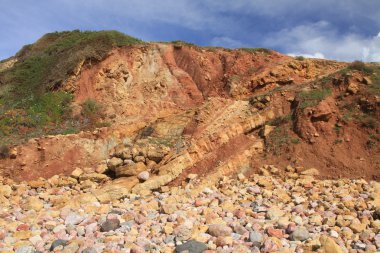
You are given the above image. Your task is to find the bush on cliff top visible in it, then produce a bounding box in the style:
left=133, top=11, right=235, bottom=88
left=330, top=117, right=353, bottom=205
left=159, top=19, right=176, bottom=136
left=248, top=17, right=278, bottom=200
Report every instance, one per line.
left=0, top=30, right=142, bottom=145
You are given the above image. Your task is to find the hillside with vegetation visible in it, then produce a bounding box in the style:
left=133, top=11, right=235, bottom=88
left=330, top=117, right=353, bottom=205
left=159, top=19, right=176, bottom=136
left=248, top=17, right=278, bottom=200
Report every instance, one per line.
left=0, top=30, right=142, bottom=146
left=0, top=30, right=379, bottom=253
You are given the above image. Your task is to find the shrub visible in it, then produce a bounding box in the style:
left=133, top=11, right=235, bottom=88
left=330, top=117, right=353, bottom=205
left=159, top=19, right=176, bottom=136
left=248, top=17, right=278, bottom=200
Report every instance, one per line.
left=266, top=127, right=291, bottom=155
left=295, top=56, right=305, bottom=61
left=268, top=114, right=291, bottom=126
left=366, top=139, right=376, bottom=149
left=81, top=99, right=101, bottom=119
left=348, top=61, right=374, bottom=74
left=359, top=115, right=378, bottom=129
left=291, top=138, right=300, bottom=144
left=298, top=87, right=332, bottom=109
left=0, top=145, right=9, bottom=159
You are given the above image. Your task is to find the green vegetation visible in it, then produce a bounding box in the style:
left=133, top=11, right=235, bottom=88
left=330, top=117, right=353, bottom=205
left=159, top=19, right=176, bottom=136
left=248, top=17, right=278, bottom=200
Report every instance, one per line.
left=229, top=75, right=241, bottom=82
left=0, top=145, right=9, bottom=159
left=80, top=98, right=105, bottom=128
left=240, top=48, right=272, bottom=54
left=339, top=61, right=380, bottom=95
left=368, top=67, right=380, bottom=95
left=367, top=134, right=380, bottom=149
left=339, top=100, right=378, bottom=130
left=266, top=126, right=291, bottom=155
left=333, top=124, right=342, bottom=136
left=358, top=114, right=378, bottom=129
left=81, top=99, right=101, bottom=118
left=295, top=56, right=305, bottom=61
left=291, top=138, right=301, bottom=144
left=0, top=30, right=141, bottom=145
left=1, top=30, right=142, bottom=99
left=347, top=61, right=375, bottom=75
left=171, top=40, right=196, bottom=48
left=268, top=114, right=292, bottom=126
left=297, top=87, right=332, bottom=109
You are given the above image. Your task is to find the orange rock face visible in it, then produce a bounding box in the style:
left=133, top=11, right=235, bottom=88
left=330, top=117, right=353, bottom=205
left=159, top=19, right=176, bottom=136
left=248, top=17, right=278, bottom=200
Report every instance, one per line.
left=1, top=43, right=379, bottom=182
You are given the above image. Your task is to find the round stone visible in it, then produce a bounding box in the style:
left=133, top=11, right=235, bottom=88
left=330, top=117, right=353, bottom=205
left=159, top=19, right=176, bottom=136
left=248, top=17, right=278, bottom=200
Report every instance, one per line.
left=207, top=224, right=232, bottom=237
left=249, top=231, right=264, bottom=247
left=137, top=171, right=150, bottom=181
left=290, top=227, right=310, bottom=241
left=100, top=218, right=121, bottom=232
left=49, top=239, right=67, bottom=251
left=175, top=240, right=208, bottom=253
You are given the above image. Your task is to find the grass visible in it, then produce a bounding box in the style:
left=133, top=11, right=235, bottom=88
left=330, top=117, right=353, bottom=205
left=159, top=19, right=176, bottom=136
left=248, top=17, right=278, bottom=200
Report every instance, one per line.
left=358, top=114, right=378, bottom=129
left=1, top=30, right=142, bottom=98
left=339, top=100, right=378, bottom=130
left=297, top=87, right=332, bottom=109
left=268, top=114, right=292, bottom=126
left=81, top=99, right=101, bottom=118
left=171, top=40, right=196, bottom=48
left=240, top=48, right=272, bottom=54
left=368, top=67, right=380, bottom=96
left=229, top=75, right=241, bottom=82
left=0, top=30, right=141, bottom=145
left=347, top=61, right=375, bottom=75
left=291, top=138, right=301, bottom=144
left=266, top=126, right=292, bottom=155
left=334, top=124, right=342, bottom=136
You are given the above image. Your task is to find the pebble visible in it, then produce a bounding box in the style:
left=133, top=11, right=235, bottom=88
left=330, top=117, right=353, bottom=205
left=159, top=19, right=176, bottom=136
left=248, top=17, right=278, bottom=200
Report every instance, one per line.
left=15, top=246, right=34, bottom=253
left=82, top=247, right=98, bottom=253
left=50, top=239, right=68, bottom=251
left=0, top=166, right=378, bottom=252
left=100, top=218, right=120, bottom=232
left=291, top=227, right=310, bottom=241
left=175, top=240, right=208, bottom=253
left=207, top=224, right=232, bottom=237
left=65, top=212, right=84, bottom=225
left=249, top=230, right=264, bottom=246
left=137, top=171, right=150, bottom=181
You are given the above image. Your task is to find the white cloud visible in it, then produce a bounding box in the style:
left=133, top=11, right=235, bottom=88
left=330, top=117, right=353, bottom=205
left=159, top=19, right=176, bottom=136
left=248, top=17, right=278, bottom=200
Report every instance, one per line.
left=288, top=52, right=325, bottom=59
left=265, top=21, right=380, bottom=62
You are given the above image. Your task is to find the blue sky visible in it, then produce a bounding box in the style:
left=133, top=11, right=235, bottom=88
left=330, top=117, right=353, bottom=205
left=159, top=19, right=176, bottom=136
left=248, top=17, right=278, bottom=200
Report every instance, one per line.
left=1, top=0, right=380, bottom=61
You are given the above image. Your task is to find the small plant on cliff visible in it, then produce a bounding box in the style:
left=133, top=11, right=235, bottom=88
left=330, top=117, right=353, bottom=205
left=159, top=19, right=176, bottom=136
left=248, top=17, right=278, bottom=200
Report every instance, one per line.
left=347, top=61, right=374, bottom=75
left=266, top=126, right=291, bottom=155
left=81, top=99, right=101, bottom=119
left=298, top=87, right=332, bottom=109
left=0, top=145, right=9, bottom=159
left=268, top=114, right=291, bottom=126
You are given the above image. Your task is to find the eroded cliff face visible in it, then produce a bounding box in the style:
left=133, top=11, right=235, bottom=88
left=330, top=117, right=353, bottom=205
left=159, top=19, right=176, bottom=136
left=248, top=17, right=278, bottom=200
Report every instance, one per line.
left=1, top=43, right=379, bottom=186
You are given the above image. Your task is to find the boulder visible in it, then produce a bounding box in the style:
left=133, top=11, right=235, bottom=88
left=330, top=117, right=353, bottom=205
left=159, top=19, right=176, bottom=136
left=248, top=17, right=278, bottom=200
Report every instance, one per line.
left=147, top=148, right=167, bottom=163
left=260, top=125, right=275, bottom=138
left=115, top=162, right=147, bottom=177
left=23, top=196, right=44, bottom=211
left=79, top=173, right=109, bottom=183
left=208, top=224, right=232, bottom=237
left=347, top=82, right=359, bottom=94
left=320, top=235, right=345, bottom=253
left=301, top=168, right=320, bottom=176
left=107, top=157, right=123, bottom=170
